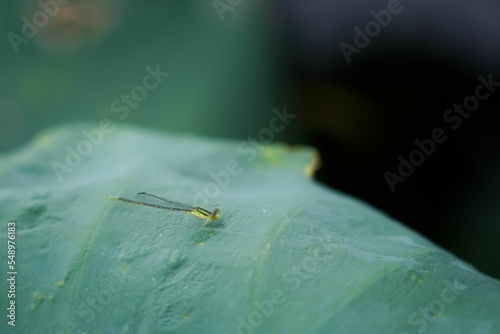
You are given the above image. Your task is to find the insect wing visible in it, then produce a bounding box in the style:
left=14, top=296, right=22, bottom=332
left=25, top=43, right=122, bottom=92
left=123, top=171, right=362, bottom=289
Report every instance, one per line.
left=136, top=192, right=194, bottom=211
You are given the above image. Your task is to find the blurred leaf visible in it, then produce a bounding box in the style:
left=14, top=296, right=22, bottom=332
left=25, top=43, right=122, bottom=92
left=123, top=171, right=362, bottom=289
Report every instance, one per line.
left=0, top=124, right=499, bottom=333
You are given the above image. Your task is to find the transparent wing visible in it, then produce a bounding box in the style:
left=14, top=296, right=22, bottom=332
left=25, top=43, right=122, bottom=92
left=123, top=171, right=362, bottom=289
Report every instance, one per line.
left=136, top=192, right=195, bottom=211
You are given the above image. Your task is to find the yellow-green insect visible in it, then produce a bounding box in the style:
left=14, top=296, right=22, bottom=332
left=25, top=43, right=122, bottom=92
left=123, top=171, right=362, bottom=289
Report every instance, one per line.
left=109, top=192, right=220, bottom=227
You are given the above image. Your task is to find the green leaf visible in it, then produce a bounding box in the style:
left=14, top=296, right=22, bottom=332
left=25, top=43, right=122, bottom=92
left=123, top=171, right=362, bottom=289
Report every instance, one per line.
left=1, top=123, right=499, bottom=334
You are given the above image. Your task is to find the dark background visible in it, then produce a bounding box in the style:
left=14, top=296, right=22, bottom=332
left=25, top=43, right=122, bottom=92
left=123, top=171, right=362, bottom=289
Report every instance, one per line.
left=1, top=0, right=499, bottom=278
left=277, top=0, right=500, bottom=278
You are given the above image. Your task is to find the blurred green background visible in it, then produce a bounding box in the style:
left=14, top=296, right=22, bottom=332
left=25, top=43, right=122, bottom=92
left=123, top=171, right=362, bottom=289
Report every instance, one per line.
left=0, top=0, right=292, bottom=152
left=1, top=0, right=499, bottom=279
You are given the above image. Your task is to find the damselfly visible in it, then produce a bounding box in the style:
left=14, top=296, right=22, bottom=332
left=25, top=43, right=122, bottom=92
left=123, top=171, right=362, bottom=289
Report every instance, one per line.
left=109, top=192, right=220, bottom=227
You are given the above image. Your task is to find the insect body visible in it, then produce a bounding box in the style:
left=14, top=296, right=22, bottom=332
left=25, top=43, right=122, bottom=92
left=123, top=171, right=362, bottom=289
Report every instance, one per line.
left=109, top=192, right=220, bottom=227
